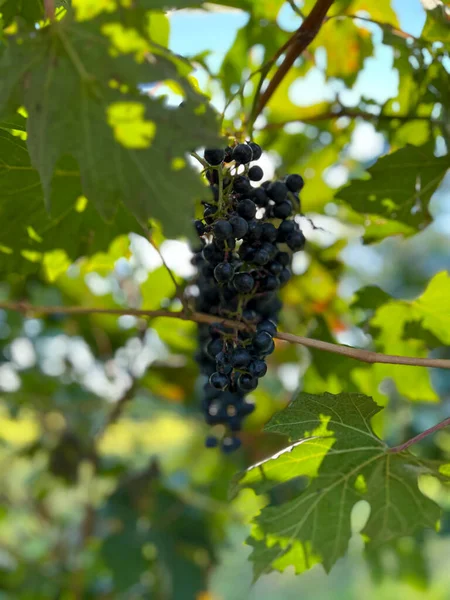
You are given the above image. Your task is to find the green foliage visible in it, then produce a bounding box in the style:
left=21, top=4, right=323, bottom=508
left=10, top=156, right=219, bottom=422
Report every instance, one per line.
left=0, top=0, right=449, bottom=596
left=337, top=143, right=450, bottom=229
left=0, top=1, right=219, bottom=245
left=236, top=392, right=447, bottom=578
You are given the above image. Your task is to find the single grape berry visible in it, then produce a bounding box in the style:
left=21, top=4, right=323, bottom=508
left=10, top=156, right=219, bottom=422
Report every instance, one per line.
left=260, top=339, right=275, bottom=357
left=204, top=148, right=225, bottom=165
left=253, top=249, right=270, bottom=266
left=268, top=261, right=283, bottom=275
left=252, top=187, right=269, bottom=207
left=224, top=146, right=233, bottom=162
left=248, top=165, right=264, bottom=182
left=237, top=198, right=257, bottom=220
left=253, top=331, right=274, bottom=353
left=247, top=220, right=263, bottom=240
left=277, top=220, right=296, bottom=241
left=267, top=181, right=288, bottom=203
left=285, top=173, right=305, bottom=193
left=202, top=243, right=223, bottom=264
left=248, top=359, right=267, bottom=378
left=229, top=215, right=248, bottom=239
left=206, top=337, right=223, bottom=359
left=257, top=320, right=277, bottom=336
left=261, top=242, right=277, bottom=259
left=242, top=309, right=258, bottom=322
left=233, top=175, right=251, bottom=194
left=262, top=274, right=280, bottom=291
left=237, top=373, right=258, bottom=392
left=205, top=435, right=219, bottom=448
left=247, top=141, right=262, bottom=160
left=194, top=219, right=205, bottom=236
left=279, top=267, right=291, bottom=286
left=273, top=200, right=292, bottom=220
left=261, top=223, right=278, bottom=243
left=214, top=261, right=234, bottom=283
left=231, top=347, right=252, bottom=368
left=239, top=244, right=256, bottom=262
left=203, top=204, right=218, bottom=223
left=286, top=230, right=306, bottom=251
left=210, top=372, right=229, bottom=390
left=276, top=251, right=290, bottom=266
left=213, top=219, right=233, bottom=241
left=232, top=144, right=253, bottom=164
left=233, top=273, right=254, bottom=293
left=216, top=351, right=233, bottom=375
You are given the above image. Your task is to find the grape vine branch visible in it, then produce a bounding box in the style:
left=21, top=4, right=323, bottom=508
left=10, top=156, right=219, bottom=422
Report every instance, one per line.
left=1, top=301, right=449, bottom=370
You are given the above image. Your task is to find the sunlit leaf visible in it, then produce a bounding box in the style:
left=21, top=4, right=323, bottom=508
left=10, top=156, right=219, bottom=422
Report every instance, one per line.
left=235, top=392, right=444, bottom=579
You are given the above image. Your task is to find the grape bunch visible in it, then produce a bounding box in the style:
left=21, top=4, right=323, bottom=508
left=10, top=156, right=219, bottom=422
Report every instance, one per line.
left=191, top=141, right=306, bottom=452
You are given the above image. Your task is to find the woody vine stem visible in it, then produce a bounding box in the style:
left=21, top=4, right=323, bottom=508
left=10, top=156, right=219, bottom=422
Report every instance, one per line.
left=1, top=301, right=449, bottom=451
left=0, top=302, right=449, bottom=370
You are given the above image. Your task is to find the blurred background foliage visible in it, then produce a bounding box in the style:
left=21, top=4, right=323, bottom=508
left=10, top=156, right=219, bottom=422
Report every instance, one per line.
left=0, top=0, right=449, bottom=598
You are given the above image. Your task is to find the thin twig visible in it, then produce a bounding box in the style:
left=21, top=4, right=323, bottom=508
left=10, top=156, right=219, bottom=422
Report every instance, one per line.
left=389, top=417, right=450, bottom=453
left=326, top=14, right=417, bottom=41
left=254, top=0, right=335, bottom=121
left=44, top=0, right=55, bottom=21
left=1, top=301, right=449, bottom=370
left=262, top=109, right=442, bottom=130
left=287, top=0, right=305, bottom=18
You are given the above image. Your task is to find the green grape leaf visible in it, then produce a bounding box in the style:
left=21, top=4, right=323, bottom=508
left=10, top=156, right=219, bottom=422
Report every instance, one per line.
left=408, top=270, right=450, bottom=344
left=0, top=130, right=140, bottom=273
left=235, top=392, right=445, bottom=580
left=0, top=10, right=219, bottom=240
left=336, top=143, right=450, bottom=227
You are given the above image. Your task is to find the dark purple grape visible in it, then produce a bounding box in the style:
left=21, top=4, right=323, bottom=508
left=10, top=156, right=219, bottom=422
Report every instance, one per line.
left=273, top=200, right=292, bottom=219
left=247, top=141, right=262, bottom=160
left=267, top=181, right=288, bottom=203
left=237, top=373, right=258, bottom=392
left=248, top=165, right=264, bottom=181
left=253, top=331, right=273, bottom=353
left=233, top=175, right=252, bottom=194
left=237, top=199, right=256, bottom=220
left=214, top=261, right=234, bottom=283
left=286, top=230, right=306, bottom=251
left=233, top=273, right=254, bottom=293
left=204, top=148, right=225, bottom=165
left=285, top=173, right=305, bottom=193
left=210, top=372, right=229, bottom=390
left=213, top=219, right=233, bottom=240
left=231, top=348, right=252, bottom=368
left=248, top=359, right=267, bottom=378
left=229, top=215, right=248, bottom=239
left=232, top=144, right=253, bottom=164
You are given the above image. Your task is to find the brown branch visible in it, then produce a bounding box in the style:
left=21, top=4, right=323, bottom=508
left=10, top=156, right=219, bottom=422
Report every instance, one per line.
left=1, top=301, right=450, bottom=370
left=44, top=0, right=55, bottom=21
left=254, top=0, right=335, bottom=120
left=263, top=109, right=441, bottom=130
left=389, top=417, right=450, bottom=453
